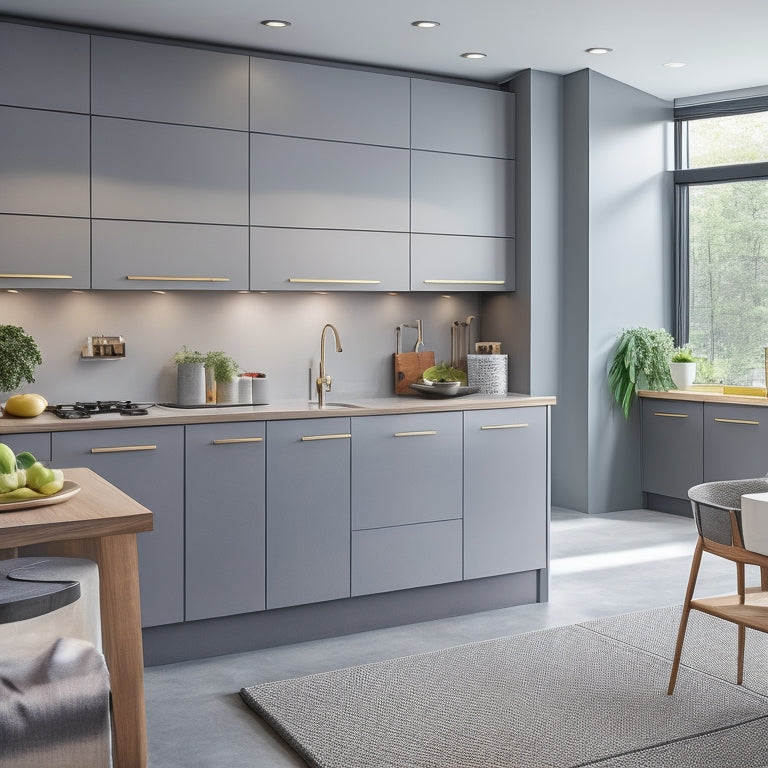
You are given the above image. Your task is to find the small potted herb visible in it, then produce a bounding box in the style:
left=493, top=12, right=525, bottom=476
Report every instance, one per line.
left=0, top=325, right=43, bottom=396
left=669, top=345, right=697, bottom=390
left=608, top=327, right=675, bottom=418
left=204, top=351, right=241, bottom=403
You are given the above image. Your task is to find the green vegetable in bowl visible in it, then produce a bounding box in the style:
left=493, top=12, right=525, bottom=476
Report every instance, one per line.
left=0, top=443, right=21, bottom=492
left=422, top=363, right=467, bottom=386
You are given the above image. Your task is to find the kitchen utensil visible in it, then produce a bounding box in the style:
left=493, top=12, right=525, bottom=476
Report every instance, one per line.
left=451, top=315, right=475, bottom=372
left=394, top=321, right=435, bottom=394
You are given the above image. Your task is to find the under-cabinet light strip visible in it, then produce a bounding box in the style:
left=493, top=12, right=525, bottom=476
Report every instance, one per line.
left=288, top=278, right=381, bottom=284
left=0, top=273, right=73, bottom=279
left=126, top=275, right=230, bottom=282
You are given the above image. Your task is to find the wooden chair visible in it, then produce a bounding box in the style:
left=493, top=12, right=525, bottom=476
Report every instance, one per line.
left=668, top=478, right=768, bottom=694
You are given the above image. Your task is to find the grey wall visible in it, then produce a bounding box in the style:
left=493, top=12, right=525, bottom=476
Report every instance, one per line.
left=557, top=69, right=674, bottom=513
left=1, top=291, right=480, bottom=404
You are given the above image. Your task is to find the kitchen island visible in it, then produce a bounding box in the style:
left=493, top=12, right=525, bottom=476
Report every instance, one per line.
left=1, top=393, right=555, bottom=664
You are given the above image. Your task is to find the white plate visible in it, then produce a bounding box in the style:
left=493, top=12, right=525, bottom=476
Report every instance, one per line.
left=0, top=480, right=81, bottom=512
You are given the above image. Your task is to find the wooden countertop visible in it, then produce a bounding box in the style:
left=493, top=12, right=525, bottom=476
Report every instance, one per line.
left=639, top=389, right=768, bottom=407
left=0, top=467, right=153, bottom=549
left=0, top=393, right=556, bottom=435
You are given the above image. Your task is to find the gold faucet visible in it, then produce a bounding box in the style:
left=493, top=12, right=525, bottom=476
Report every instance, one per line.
left=316, top=323, right=342, bottom=408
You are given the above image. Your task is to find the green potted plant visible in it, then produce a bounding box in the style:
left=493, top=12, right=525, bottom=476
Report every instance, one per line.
left=0, top=324, right=43, bottom=395
left=608, top=327, right=675, bottom=419
left=171, top=346, right=206, bottom=406
left=669, top=345, right=697, bottom=390
left=204, top=350, right=241, bottom=403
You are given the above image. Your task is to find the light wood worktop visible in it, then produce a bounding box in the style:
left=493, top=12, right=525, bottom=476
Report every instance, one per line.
left=639, top=389, right=768, bottom=407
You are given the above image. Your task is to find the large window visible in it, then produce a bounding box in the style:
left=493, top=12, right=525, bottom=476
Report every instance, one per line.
left=677, top=102, right=768, bottom=385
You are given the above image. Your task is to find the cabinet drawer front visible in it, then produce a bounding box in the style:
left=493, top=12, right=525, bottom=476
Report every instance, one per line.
left=411, top=233, right=513, bottom=291
left=351, top=520, right=462, bottom=597
left=92, top=36, right=249, bottom=130
left=250, top=58, right=410, bottom=147
left=92, top=220, right=249, bottom=290
left=0, top=432, right=51, bottom=462
left=351, top=412, right=462, bottom=530
left=92, top=117, right=249, bottom=225
left=0, top=107, right=90, bottom=217
left=704, top=403, right=768, bottom=481
left=250, top=134, right=409, bottom=232
left=641, top=399, right=703, bottom=498
left=250, top=227, right=409, bottom=292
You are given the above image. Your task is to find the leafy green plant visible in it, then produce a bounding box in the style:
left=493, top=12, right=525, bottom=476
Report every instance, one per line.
left=171, top=345, right=206, bottom=365
left=0, top=325, right=43, bottom=393
left=671, top=345, right=696, bottom=363
left=204, top=350, right=240, bottom=383
left=608, top=327, right=675, bottom=419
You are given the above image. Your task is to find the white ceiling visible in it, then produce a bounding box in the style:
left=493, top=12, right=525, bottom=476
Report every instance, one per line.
left=0, top=0, right=767, bottom=102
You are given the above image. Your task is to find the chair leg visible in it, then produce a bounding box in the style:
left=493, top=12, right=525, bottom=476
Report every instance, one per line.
left=668, top=537, right=704, bottom=695
left=761, top=566, right=768, bottom=592
left=737, top=624, right=746, bottom=685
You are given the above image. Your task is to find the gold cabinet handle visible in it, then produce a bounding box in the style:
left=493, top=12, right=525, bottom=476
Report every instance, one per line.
left=423, top=279, right=505, bottom=285
left=393, top=430, right=437, bottom=437
left=212, top=437, right=263, bottom=444
left=288, top=278, right=381, bottom=285
left=714, top=417, right=759, bottom=426
left=0, top=273, right=73, bottom=279
left=481, top=423, right=528, bottom=430
left=653, top=412, right=689, bottom=418
left=300, top=433, right=352, bottom=441
left=90, top=444, right=157, bottom=454
left=126, top=275, right=230, bottom=282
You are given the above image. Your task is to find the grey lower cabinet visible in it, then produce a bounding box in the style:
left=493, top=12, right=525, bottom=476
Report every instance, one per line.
left=51, top=426, right=185, bottom=628
left=185, top=422, right=266, bottom=621
left=641, top=398, right=703, bottom=499
left=463, top=408, right=547, bottom=580
left=265, top=418, right=351, bottom=609
left=1, top=432, right=51, bottom=462
left=350, top=412, right=463, bottom=596
left=704, top=403, right=768, bottom=481
left=0, top=214, right=91, bottom=290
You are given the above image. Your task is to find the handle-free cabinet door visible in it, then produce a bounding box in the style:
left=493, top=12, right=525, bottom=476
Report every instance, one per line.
left=0, top=22, right=89, bottom=113
left=92, top=117, right=249, bottom=224
left=0, top=107, right=89, bottom=217
left=0, top=214, right=90, bottom=289
left=463, top=408, right=547, bottom=580
left=52, top=426, right=185, bottom=628
left=92, top=36, right=249, bottom=130
left=185, top=422, right=266, bottom=620
left=266, top=418, right=351, bottom=609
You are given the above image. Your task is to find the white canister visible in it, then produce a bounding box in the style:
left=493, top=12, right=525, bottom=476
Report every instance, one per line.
left=176, top=362, right=206, bottom=406
left=467, top=354, right=508, bottom=395
left=237, top=376, right=253, bottom=404
left=216, top=379, right=239, bottom=404
left=250, top=376, right=270, bottom=405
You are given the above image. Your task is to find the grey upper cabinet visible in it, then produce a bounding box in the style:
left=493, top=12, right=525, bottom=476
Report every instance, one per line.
left=92, top=117, right=249, bottom=224
left=411, top=79, right=514, bottom=158
left=91, top=36, right=249, bottom=130
left=411, top=151, right=514, bottom=238
left=51, top=426, right=185, bottom=628
left=410, top=234, right=514, bottom=292
left=250, top=58, right=409, bottom=147
left=641, top=399, right=703, bottom=499
left=0, top=214, right=90, bottom=290
left=185, top=422, right=266, bottom=621
left=0, top=22, right=89, bottom=113
left=265, top=418, right=351, bottom=609
left=250, top=133, right=409, bottom=231
left=351, top=412, right=462, bottom=530
left=250, top=227, right=409, bottom=292
left=704, top=403, right=768, bottom=482
left=463, top=407, right=548, bottom=580
left=0, top=107, right=90, bottom=217
left=92, top=220, right=248, bottom=290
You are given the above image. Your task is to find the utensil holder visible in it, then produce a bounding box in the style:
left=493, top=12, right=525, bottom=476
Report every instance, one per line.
left=467, top=354, right=508, bottom=395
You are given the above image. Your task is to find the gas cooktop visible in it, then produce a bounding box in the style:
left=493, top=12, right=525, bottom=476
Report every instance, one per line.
left=47, top=400, right=155, bottom=419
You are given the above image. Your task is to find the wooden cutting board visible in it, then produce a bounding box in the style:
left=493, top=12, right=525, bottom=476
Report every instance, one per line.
left=393, top=351, right=435, bottom=394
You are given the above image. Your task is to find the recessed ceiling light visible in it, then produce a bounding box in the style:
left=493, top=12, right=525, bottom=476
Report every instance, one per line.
left=663, top=62, right=687, bottom=69
left=461, top=52, right=486, bottom=60
left=412, top=20, right=440, bottom=28
left=586, top=47, right=613, bottom=55
left=261, top=19, right=291, bottom=28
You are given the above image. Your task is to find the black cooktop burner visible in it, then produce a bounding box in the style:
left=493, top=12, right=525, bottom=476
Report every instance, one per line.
left=48, top=401, right=154, bottom=419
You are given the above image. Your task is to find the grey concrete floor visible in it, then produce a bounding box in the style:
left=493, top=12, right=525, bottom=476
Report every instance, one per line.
left=144, top=508, right=754, bottom=767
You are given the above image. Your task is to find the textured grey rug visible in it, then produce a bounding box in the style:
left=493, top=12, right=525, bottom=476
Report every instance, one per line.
left=241, top=606, right=768, bottom=768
